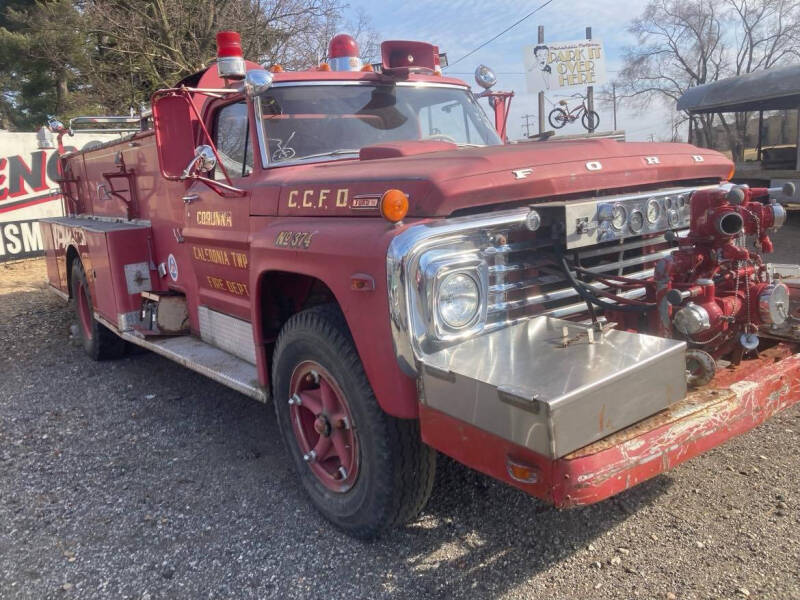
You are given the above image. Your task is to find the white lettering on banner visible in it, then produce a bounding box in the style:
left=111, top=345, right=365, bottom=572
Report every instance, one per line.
left=0, top=220, right=45, bottom=261
left=0, top=131, right=119, bottom=221
left=0, top=130, right=118, bottom=261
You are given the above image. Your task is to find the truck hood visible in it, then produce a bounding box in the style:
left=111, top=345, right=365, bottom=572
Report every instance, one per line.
left=269, top=139, right=732, bottom=218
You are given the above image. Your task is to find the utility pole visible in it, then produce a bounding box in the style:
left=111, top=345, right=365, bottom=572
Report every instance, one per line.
left=612, top=82, right=617, bottom=131
left=521, top=114, right=536, bottom=138
left=538, top=25, right=545, bottom=135
left=586, top=26, right=595, bottom=133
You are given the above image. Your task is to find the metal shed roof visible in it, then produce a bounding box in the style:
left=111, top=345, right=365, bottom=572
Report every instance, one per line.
left=677, top=64, right=800, bottom=114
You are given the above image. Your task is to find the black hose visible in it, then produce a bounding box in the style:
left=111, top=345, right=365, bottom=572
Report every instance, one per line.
left=555, top=245, right=654, bottom=314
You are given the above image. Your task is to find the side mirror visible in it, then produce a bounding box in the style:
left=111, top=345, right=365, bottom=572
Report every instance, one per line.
left=152, top=93, right=197, bottom=180
left=245, top=70, right=273, bottom=98
left=182, top=145, right=216, bottom=178
left=47, top=118, right=66, bottom=134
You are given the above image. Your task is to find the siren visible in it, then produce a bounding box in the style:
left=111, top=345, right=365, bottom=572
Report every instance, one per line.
left=216, top=31, right=246, bottom=79
left=328, top=33, right=362, bottom=72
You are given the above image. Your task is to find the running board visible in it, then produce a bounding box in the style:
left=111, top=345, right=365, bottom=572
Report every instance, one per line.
left=118, top=330, right=268, bottom=402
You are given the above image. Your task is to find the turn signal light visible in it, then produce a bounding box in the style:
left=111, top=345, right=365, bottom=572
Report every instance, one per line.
left=269, top=64, right=284, bottom=73
left=726, top=164, right=736, bottom=181
left=318, top=63, right=331, bottom=71
left=380, top=189, right=409, bottom=223
left=506, top=456, right=539, bottom=484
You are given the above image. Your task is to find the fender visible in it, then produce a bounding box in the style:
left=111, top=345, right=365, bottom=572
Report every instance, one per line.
left=249, top=216, right=422, bottom=419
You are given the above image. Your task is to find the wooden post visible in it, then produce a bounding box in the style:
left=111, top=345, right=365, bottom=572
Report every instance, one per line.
left=796, top=108, right=800, bottom=171
left=757, top=110, right=764, bottom=162
left=612, top=82, right=617, bottom=131
left=538, top=25, right=545, bottom=135
left=586, top=27, right=595, bottom=133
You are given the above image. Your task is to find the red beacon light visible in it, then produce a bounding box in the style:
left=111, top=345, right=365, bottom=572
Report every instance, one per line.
left=216, top=31, right=246, bottom=79
left=328, top=33, right=362, bottom=72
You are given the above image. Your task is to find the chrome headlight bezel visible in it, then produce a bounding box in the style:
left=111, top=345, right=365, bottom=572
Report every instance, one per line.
left=386, top=206, right=530, bottom=376
left=420, top=252, right=488, bottom=342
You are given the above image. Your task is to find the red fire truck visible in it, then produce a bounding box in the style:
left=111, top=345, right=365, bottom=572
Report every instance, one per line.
left=40, top=31, right=800, bottom=538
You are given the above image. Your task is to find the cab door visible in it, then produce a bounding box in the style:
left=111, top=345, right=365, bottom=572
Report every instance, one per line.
left=181, top=100, right=254, bottom=324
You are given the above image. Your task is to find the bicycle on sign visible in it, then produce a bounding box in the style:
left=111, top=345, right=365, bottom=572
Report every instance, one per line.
left=548, top=94, right=600, bottom=132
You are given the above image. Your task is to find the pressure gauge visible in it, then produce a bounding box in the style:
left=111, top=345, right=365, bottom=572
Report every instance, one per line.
left=646, top=198, right=661, bottom=223
left=629, top=209, right=644, bottom=233
left=677, top=194, right=687, bottom=209
left=611, top=204, right=627, bottom=230
left=668, top=209, right=680, bottom=228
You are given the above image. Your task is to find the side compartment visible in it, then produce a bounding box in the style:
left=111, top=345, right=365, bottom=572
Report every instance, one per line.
left=40, top=217, right=156, bottom=328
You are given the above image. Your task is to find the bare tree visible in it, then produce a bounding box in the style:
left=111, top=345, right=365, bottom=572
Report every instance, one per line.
left=613, top=0, right=800, bottom=158
left=82, top=0, right=377, bottom=112
left=717, top=0, right=800, bottom=159
left=612, top=0, right=726, bottom=149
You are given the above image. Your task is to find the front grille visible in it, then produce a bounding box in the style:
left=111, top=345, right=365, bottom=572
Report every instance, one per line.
left=481, top=228, right=679, bottom=329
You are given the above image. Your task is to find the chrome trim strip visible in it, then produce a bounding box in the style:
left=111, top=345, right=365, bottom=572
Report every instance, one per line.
left=269, top=80, right=469, bottom=90
left=488, top=269, right=654, bottom=314
left=583, top=248, right=673, bottom=273
left=252, top=95, right=270, bottom=169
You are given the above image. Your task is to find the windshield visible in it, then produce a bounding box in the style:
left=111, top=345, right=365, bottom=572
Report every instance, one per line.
left=258, top=84, right=502, bottom=165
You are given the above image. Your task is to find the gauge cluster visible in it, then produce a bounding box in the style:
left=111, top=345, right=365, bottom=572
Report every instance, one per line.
left=598, top=192, right=690, bottom=242
left=533, top=187, right=697, bottom=249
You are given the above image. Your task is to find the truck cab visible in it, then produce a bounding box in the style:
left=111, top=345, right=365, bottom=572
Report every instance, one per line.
left=40, top=31, right=800, bottom=539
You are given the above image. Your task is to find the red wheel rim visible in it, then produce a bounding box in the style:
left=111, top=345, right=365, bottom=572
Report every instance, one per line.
left=288, top=361, right=359, bottom=492
left=76, top=281, right=93, bottom=340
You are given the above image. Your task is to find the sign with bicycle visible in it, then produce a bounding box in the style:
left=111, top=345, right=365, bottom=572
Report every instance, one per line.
left=523, top=39, right=607, bottom=95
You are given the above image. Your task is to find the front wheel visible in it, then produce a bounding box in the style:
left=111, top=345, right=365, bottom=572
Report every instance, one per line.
left=582, top=110, right=600, bottom=131
left=548, top=108, right=568, bottom=129
left=272, top=305, right=436, bottom=539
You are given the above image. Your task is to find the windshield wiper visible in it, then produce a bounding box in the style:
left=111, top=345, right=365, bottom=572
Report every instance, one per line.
left=295, top=149, right=360, bottom=161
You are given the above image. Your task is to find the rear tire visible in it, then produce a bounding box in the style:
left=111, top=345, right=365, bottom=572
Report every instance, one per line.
left=70, top=260, right=126, bottom=361
left=582, top=110, right=600, bottom=131
left=272, top=304, right=435, bottom=539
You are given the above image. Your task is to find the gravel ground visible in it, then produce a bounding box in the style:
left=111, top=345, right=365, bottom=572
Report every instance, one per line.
left=1, top=227, right=799, bottom=600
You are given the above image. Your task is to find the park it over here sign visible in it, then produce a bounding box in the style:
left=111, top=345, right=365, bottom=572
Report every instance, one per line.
left=523, top=39, right=607, bottom=95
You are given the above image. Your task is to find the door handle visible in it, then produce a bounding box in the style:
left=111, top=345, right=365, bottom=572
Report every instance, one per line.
left=182, top=193, right=199, bottom=204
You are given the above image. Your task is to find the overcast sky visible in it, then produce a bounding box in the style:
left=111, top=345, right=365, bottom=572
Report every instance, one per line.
left=350, top=0, right=678, bottom=142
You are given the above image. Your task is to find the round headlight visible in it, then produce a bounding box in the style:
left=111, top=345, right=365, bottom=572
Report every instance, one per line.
left=438, top=272, right=480, bottom=329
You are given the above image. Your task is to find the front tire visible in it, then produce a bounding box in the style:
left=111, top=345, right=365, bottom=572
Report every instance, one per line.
left=272, top=305, right=435, bottom=539
left=70, top=259, right=126, bottom=360
left=548, top=108, right=568, bottom=129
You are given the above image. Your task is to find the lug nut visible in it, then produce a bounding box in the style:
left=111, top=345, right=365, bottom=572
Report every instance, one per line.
left=288, top=393, right=302, bottom=406
left=303, top=450, right=317, bottom=463
left=338, top=466, right=348, bottom=479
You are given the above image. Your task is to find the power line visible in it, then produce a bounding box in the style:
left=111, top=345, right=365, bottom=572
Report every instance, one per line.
left=445, top=0, right=558, bottom=68
left=521, top=113, right=536, bottom=137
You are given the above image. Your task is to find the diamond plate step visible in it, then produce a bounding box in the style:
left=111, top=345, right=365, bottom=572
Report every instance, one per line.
left=119, top=332, right=267, bottom=402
